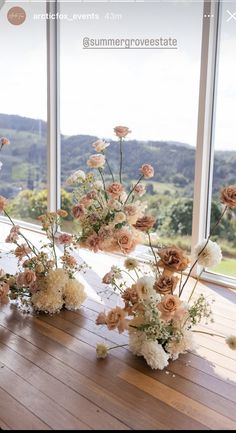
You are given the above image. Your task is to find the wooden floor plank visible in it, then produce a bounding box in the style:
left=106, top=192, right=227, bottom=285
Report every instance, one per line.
left=0, top=342, right=128, bottom=431
left=0, top=321, right=207, bottom=430
left=0, top=387, right=51, bottom=430
left=118, top=367, right=236, bottom=430
left=0, top=362, right=90, bottom=430
left=1, top=311, right=235, bottom=425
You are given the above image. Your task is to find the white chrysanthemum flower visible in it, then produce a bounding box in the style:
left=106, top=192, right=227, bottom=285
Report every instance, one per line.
left=66, top=170, right=86, bottom=185
left=129, top=332, right=146, bottom=356
left=141, top=341, right=169, bottom=370
left=114, top=212, right=126, bottom=225
left=46, top=268, right=68, bottom=292
left=166, top=330, right=196, bottom=360
left=193, top=239, right=222, bottom=268
left=124, top=257, right=139, bottom=270
left=96, top=342, right=109, bottom=359
left=63, top=278, right=87, bottom=310
left=135, top=276, right=158, bottom=301
left=226, top=335, right=236, bottom=350
left=31, top=289, right=63, bottom=314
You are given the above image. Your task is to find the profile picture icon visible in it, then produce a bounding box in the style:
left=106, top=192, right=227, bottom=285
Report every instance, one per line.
left=7, top=6, right=26, bottom=25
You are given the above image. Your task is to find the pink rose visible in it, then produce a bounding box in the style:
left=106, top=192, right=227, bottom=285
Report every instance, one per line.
left=0, top=195, right=8, bottom=212
left=140, top=164, right=154, bottom=178
left=114, top=126, right=131, bottom=138
left=72, top=204, right=85, bottom=219
left=58, top=233, right=73, bottom=245
left=106, top=182, right=124, bottom=199
left=87, top=154, right=105, bottom=169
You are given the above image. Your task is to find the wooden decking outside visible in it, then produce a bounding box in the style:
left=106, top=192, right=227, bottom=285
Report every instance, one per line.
left=0, top=225, right=236, bottom=430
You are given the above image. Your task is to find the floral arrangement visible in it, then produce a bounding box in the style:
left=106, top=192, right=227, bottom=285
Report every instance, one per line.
left=95, top=186, right=236, bottom=369
left=0, top=201, right=87, bottom=314
left=0, top=136, right=10, bottom=171
left=66, top=126, right=155, bottom=254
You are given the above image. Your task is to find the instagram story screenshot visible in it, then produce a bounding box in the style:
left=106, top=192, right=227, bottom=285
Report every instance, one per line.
left=0, top=1, right=236, bottom=431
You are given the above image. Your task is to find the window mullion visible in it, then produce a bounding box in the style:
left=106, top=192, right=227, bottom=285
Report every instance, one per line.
left=46, top=0, right=61, bottom=213
left=191, top=0, right=221, bottom=276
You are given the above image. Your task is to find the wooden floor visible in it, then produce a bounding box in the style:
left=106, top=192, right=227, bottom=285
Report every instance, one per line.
left=0, top=227, right=236, bottom=429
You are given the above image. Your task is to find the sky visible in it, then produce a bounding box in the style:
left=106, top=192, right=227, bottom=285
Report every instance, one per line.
left=0, top=0, right=235, bottom=151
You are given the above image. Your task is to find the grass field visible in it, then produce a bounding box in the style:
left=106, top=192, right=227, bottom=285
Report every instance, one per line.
left=211, top=259, right=236, bottom=278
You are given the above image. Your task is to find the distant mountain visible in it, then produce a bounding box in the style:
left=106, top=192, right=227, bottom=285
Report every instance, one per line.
left=0, top=113, right=235, bottom=198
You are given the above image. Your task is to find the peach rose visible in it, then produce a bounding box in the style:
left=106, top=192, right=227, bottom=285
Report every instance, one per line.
left=102, top=271, right=113, bottom=284
left=92, top=139, right=110, bottom=152
left=220, top=185, right=236, bottom=208
left=114, top=126, right=131, bottom=138
left=61, top=254, right=77, bottom=268
left=96, top=311, right=107, bottom=325
left=58, top=233, right=73, bottom=245
left=0, top=137, right=10, bottom=149
left=134, top=184, right=146, bottom=196
left=0, top=195, right=8, bottom=212
left=140, top=164, right=154, bottom=178
left=86, top=190, right=97, bottom=200
left=0, top=282, right=9, bottom=304
left=86, top=233, right=101, bottom=252
left=17, top=269, right=36, bottom=287
left=57, top=209, right=68, bottom=218
left=72, top=204, right=85, bottom=219
left=158, top=294, right=182, bottom=321
left=0, top=268, right=6, bottom=278
left=121, top=286, right=139, bottom=306
left=154, top=275, right=179, bottom=295
left=106, top=307, right=128, bottom=333
left=133, top=215, right=155, bottom=232
left=106, top=182, right=124, bottom=199
left=14, top=244, right=31, bottom=259
left=87, top=154, right=105, bottom=169
left=114, top=229, right=136, bottom=254
left=5, top=225, right=20, bottom=243
left=157, top=246, right=189, bottom=272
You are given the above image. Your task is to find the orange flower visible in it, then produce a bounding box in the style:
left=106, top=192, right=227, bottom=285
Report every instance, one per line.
left=154, top=275, right=179, bottom=295
left=0, top=195, right=8, bottom=212
left=220, top=185, right=236, bottom=208
left=157, top=246, right=189, bottom=272
left=133, top=216, right=155, bottom=232
left=106, top=307, right=128, bottom=333
left=158, top=294, right=182, bottom=321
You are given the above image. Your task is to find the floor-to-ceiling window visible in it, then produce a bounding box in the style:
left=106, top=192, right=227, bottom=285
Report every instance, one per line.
left=0, top=0, right=47, bottom=225
left=60, top=0, right=203, bottom=248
